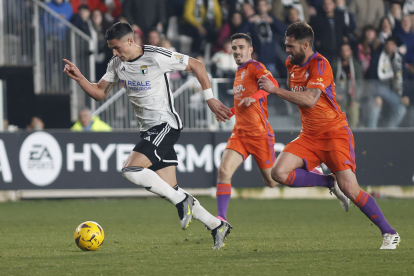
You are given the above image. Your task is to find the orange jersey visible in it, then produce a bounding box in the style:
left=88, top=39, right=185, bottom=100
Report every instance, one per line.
left=286, top=52, right=348, bottom=137
left=233, top=60, right=278, bottom=137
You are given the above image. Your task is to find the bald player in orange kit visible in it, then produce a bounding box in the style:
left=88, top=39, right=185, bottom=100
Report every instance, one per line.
left=258, top=22, right=400, bottom=249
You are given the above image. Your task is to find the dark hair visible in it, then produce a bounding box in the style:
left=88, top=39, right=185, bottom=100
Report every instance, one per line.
left=285, top=22, right=314, bottom=46
left=78, top=4, right=89, bottom=11
left=230, top=33, right=252, bottom=46
left=378, top=16, right=391, bottom=31
left=105, top=22, right=134, bottom=41
left=385, top=37, right=397, bottom=44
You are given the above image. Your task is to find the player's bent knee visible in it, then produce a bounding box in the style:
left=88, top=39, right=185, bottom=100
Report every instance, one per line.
left=271, top=167, right=287, bottom=184
left=337, top=179, right=359, bottom=201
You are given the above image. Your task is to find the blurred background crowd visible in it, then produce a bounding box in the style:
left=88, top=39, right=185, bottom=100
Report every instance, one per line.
left=4, top=0, right=414, bottom=130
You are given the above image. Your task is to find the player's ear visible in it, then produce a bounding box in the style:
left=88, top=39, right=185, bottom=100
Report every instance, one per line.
left=249, top=46, right=253, bottom=54
left=302, top=41, right=309, bottom=51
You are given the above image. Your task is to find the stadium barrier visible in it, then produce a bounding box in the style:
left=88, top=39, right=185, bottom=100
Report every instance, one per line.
left=0, top=130, right=413, bottom=201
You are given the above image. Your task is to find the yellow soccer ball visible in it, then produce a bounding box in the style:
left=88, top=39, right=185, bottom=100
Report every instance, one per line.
left=74, top=221, right=105, bottom=251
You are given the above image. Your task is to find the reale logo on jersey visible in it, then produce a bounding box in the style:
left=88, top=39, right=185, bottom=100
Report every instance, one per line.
left=141, top=65, right=148, bottom=76
left=19, top=132, right=62, bottom=186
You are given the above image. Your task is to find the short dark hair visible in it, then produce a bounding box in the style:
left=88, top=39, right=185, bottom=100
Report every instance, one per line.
left=78, top=4, right=89, bottom=11
left=230, top=33, right=252, bottom=46
left=385, top=37, right=397, bottom=45
left=105, top=22, right=133, bottom=41
left=285, top=22, right=314, bottom=47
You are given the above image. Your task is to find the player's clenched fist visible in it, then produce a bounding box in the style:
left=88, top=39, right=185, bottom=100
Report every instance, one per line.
left=63, top=59, right=84, bottom=82
left=258, top=76, right=276, bottom=94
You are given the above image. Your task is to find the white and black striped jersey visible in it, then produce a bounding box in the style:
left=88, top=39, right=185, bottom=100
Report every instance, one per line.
left=102, top=45, right=189, bottom=131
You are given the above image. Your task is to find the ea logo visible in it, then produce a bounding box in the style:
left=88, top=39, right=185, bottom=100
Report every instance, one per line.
left=19, top=132, right=62, bottom=186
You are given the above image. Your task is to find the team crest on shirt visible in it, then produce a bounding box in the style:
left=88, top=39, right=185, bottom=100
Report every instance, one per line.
left=241, top=71, right=245, bottom=80
left=140, top=65, right=148, bottom=76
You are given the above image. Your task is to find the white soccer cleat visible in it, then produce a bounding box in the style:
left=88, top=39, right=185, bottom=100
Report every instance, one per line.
left=329, top=177, right=350, bottom=212
left=311, top=165, right=324, bottom=175
left=380, top=233, right=401, bottom=249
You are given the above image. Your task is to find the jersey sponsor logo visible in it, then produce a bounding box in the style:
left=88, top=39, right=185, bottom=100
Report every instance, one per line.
left=291, top=85, right=306, bottom=92
left=140, top=65, right=148, bottom=76
left=309, top=81, right=325, bottom=88
left=233, top=84, right=245, bottom=94
left=120, top=79, right=151, bottom=91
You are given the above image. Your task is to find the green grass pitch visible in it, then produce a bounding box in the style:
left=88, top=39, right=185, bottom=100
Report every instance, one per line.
left=0, top=197, right=413, bottom=275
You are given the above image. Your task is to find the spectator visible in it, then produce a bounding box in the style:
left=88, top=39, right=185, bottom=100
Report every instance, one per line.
left=181, top=0, right=222, bottom=55
left=348, top=0, right=385, bottom=38
left=161, top=38, right=181, bottom=80
left=71, top=0, right=122, bottom=22
left=358, top=25, right=381, bottom=75
left=133, top=29, right=144, bottom=46
left=366, top=37, right=406, bottom=128
left=395, top=14, right=414, bottom=60
left=332, top=43, right=363, bottom=128
left=26, top=116, right=45, bottom=131
left=43, top=0, right=73, bottom=41
left=122, top=0, right=167, bottom=37
left=388, top=2, right=403, bottom=31
left=70, top=4, right=92, bottom=36
left=240, top=0, right=286, bottom=77
left=378, top=16, right=406, bottom=56
left=210, top=38, right=237, bottom=107
left=285, top=6, right=301, bottom=25
left=214, top=11, right=244, bottom=53
left=71, top=108, right=112, bottom=132
left=147, top=29, right=162, bottom=47
left=271, top=0, right=310, bottom=23
left=335, top=0, right=356, bottom=33
left=310, top=0, right=349, bottom=64
left=91, top=9, right=113, bottom=80
left=211, top=38, right=238, bottom=78
left=241, top=2, right=256, bottom=20
left=403, top=0, right=414, bottom=14
left=227, top=0, right=255, bottom=20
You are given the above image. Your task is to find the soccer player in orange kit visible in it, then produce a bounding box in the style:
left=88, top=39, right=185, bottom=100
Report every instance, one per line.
left=258, top=22, right=400, bottom=249
left=215, top=33, right=327, bottom=222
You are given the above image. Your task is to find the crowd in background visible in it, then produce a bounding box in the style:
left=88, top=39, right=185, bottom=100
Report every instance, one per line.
left=22, top=0, right=414, bottom=129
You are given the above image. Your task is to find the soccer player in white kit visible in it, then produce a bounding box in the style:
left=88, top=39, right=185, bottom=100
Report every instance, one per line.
left=63, top=22, right=232, bottom=249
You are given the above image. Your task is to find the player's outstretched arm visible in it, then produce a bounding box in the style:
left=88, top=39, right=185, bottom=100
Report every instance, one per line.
left=258, top=76, right=322, bottom=108
left=63, top=59, right=115, bottom=101
left=185, top=57, right=231, bottom=122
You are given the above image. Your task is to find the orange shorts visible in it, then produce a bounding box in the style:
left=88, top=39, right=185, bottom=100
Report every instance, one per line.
left=283, top=126, right=356, bottom=173
left=226, top=132, right=276, bottom=169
